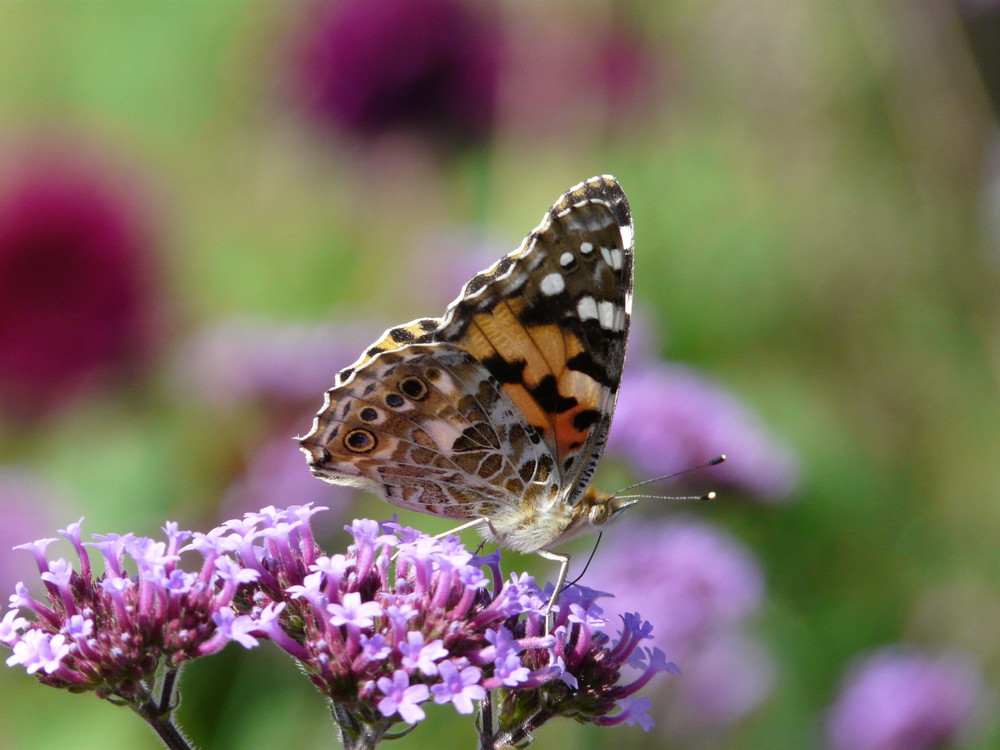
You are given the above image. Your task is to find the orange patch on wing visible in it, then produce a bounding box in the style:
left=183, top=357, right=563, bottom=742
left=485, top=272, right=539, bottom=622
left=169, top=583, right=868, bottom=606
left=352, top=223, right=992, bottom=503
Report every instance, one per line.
left=501, top=383, right=549, bottom=430
left=465, top=302, right=585, bottom=386
left=552, top=389, right=602, bottom=456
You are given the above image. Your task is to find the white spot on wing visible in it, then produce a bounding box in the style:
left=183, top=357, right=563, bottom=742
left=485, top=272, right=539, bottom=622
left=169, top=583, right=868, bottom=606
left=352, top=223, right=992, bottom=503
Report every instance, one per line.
left=540, top=273, right=565, bottom=296
left=559, top=251, right=574, bottom=267
left=577, top=296, right=599, bottom=321
left=620, top=221, right=634, bottom=250
left=598, top=300, right=617, bottom=329
left=600, top=246, right=622, bottom=270
left=580, top=241, right=594, bottom=255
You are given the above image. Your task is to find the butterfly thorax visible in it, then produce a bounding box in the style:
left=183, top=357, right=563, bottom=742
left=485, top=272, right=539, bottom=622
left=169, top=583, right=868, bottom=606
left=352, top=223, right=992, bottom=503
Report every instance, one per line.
left=487, top=485, right=635, bottom=554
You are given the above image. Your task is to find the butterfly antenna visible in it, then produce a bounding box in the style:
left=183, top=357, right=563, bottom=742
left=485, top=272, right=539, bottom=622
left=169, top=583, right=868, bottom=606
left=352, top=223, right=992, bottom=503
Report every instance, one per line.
left=560, top=532, right=603, bottom=594
left=612, top=454, right=726, bottom=499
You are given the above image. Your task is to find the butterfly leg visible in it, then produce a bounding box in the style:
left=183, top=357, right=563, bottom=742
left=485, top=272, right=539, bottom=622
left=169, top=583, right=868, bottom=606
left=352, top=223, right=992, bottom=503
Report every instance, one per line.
left=433, top=517, right=490, bottom=540
left=390, top=518, right=491, bottom=565
left=537, top=549, right=570, bottom=635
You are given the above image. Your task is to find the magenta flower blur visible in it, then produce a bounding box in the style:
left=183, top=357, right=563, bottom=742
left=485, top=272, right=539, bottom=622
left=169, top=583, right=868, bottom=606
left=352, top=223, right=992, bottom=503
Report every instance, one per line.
left=826, top=647, right=987, bottom=750
left=2, top=519, right=260, bottom=702
left=0, top=148, right=155, bottom=416
left=498, top=13, right=667, bottom=139
left=606, top=361, right=799, bottom=500
left=235, top=510, right=674, bottom=747
left=289, top=0, right=503, bottom=146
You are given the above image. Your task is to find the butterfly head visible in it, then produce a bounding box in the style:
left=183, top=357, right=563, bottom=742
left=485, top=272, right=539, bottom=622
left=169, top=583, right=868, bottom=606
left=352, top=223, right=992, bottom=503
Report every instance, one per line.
left=579, top=487, right=640, bottom=528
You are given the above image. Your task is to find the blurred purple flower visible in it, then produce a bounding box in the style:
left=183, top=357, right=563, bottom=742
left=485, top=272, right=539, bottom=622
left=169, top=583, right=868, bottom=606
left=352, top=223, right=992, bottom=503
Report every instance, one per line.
left=826, top=647, right=987, bottom=750
left=0, top=148, right=157, bottom=416
left=289, top=0, right=503, bottom=146
left=594, top=23, right=667, bottom=123
left=405, top=231, right=507, bottom=311
left=583, top=518, right=775, bottom=733
left=170, top=316, right=384, bottom=408
left=606, top=361, right=799, bottom=500
left=663, top=633, right=775, bottom=732
left=0, top=469, right=66, bottom=596
left=584, top=518, right=764, bottom=655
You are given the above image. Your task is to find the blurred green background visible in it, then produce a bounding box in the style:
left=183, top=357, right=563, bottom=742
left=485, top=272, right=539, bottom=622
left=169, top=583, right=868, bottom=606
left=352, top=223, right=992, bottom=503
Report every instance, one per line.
left=1, top=1, right=999, bottom=748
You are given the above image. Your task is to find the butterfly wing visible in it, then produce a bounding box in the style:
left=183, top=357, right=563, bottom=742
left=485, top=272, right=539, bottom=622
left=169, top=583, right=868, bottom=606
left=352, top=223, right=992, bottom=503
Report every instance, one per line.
left=301, top=175, right=633, bottom=519
left=435, top=175, right=633, bottom=505
left=300, top=344, right=556, bottom=520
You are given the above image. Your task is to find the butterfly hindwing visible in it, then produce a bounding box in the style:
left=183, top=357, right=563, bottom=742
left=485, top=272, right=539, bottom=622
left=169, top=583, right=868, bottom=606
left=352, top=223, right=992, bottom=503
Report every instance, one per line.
left=302, top=345, right=556, bottom=520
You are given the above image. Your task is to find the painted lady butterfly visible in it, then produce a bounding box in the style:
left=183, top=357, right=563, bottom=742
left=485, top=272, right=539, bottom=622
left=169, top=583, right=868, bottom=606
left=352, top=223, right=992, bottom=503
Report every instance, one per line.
left=300, top=176, right=636, bottom=596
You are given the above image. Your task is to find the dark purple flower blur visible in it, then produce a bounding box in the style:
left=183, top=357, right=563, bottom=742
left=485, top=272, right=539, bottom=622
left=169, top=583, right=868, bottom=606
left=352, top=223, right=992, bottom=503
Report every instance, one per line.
left=0, top=148, right=156, bottom=417
left=499, top=12, right=668, bottom=139
left=289, top=0, right=503, bottom=146
left=826, top=647, right=987, bottom=750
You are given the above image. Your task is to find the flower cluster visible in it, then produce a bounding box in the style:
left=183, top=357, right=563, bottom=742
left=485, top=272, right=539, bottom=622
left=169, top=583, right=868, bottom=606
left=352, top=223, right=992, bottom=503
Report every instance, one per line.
left=2, top=518, right=260, bottom=702
left=227, top=509, right=674, bottom=745
left=2, top=506, right=675, bottom=747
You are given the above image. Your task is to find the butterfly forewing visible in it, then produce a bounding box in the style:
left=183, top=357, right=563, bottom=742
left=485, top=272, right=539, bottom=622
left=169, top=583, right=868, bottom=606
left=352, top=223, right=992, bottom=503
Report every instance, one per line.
left=435, top=177, right=633, bottom=505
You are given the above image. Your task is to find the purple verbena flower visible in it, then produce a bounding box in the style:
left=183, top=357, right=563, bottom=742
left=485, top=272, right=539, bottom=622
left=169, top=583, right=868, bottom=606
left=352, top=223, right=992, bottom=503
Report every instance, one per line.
left=328, top=592, right=384, bottom=628
left=376, top=669, right=430, bottom=724
left=431, top=660, right=485, bottom=714
left=2, top=518, right=262, bottom=703
left=237, top=510, right=674, bottom=742
left=826, top=647, right=987, bottom=750
left=398, top=631, right=448, bottom=676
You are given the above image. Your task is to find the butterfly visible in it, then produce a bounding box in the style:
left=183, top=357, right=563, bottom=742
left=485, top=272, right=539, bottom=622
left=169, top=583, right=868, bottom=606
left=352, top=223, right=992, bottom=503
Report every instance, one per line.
left=300, top=175, right=637, bottom=604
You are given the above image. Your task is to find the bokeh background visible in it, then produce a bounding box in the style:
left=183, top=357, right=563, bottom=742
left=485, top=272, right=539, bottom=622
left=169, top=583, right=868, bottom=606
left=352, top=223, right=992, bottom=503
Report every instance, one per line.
left=2, top=1, right=999, bottom=748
